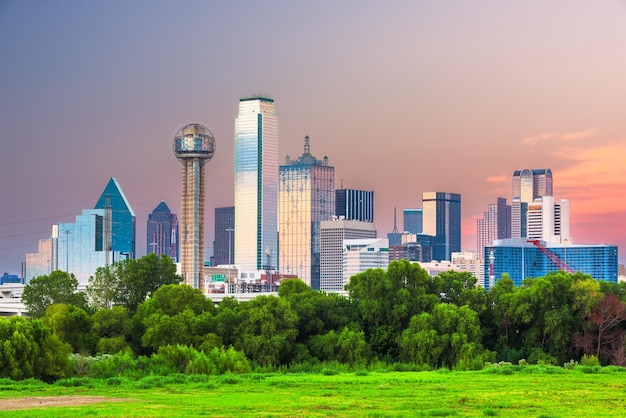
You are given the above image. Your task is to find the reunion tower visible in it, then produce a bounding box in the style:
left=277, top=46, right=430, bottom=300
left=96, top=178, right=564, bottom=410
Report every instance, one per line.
left=173, top=123, right=216, bottom=289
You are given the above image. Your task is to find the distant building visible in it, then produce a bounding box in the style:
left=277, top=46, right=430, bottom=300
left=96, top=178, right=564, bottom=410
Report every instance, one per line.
left=403, top=208, right=422, bottom=234
left=320, top=219, right=376, bottom=292
left=477, top=197, right=511, bottom=281
left=422, top=192, right=461, bottom=262
left=234, top=97, right=278, bottom=274
left=335, top=189, right=374, bottom=222
left=484, top=238, right=618, bottom=290
left=512, top=168, right=552, bottom=238
left=344, top=238, right=389, bottom=282
left=213, top=206, right=234, bottom=267
left=526, top=196, right=570, bottom=243
left=25, top=177, right=136, bottom=285
left=451, top=251, right=481, bottom=281
left=146, top=201, right=179, bottom=262
left=279, top=136, right=335, bottom=289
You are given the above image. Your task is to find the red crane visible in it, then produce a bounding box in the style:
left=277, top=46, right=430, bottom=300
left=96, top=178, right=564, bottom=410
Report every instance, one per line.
left=526, top=240, right=574, bottom=274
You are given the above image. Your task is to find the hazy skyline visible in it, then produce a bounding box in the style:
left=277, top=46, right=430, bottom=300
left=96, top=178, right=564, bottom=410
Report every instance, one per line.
left=2, top=1, right=625, bottom=275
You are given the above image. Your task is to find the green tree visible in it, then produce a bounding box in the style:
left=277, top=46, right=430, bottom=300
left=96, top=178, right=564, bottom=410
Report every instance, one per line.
left=234, top=295, right=299, bottom=366
left=346, top=260, right=440, bottom=359
left=23, top=270, right=87, bottom=318
left=309, top=327, right=370, bottom=366
left=399, top=303, right=486, bottom=368
left=438, top=271, right=487, bottom=314
left=43, top=304, right=96, bottom=354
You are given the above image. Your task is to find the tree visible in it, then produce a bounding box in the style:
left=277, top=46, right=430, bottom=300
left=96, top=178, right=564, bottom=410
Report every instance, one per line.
left=23, top=270, right=86, bottom=318
left=87, top=254, right=183, bottom=313
left=438, top=271, right=487, bottom=314
left=234, top=296, right=299, bottom=366
left=346, top=260, right=439, bottom=359
left=43, top=304, right=96, bottom=354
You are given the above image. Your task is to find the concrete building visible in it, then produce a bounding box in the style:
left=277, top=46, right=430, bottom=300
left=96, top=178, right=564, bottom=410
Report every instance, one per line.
left=512, top=168, right=553, bottom=238
left=234, top=97, right=278, bottom=275
left=344, top=238, right=389, bottom=283
left=320, top=219, right=376, bottom=292
left=279, top=136, right=334, bottom=289
left=173, top=124, right=216, bottom=289
left=526, top=196, right=571, bottom=243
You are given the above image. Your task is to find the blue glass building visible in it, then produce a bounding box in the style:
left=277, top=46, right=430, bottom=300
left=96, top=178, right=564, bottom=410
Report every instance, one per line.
left=213, top=206, right=234, bottom=266
left=403, top=208, right=422, bottom=234
left=484, top=238, right=618, bottom=290
left=94, top=177, right=136, bottom=259
left=422, top=192, right=461, bottom=262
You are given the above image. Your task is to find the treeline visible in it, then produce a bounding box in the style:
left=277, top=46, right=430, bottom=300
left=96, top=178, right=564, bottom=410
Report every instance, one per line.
left=3, top=255, right=626, bottom=381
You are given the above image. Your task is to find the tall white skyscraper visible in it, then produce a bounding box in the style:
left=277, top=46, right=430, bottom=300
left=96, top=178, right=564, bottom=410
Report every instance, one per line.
left=527, top=196, right=571, bottom=243
left=234, top=97, right=278, bottom=273
left=512, top=168, right=553, bottom=238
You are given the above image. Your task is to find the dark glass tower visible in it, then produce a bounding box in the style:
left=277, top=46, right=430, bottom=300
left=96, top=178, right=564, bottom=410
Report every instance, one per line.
left=213, top=206, right=235, bottom=266
left=147, top=200, right=179, bottom=262
left=335, top=189, right=374, bottom=222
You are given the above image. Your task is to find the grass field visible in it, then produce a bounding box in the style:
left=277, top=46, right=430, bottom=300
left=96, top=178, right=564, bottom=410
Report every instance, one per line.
left=1, top=366, right=625, bottom=417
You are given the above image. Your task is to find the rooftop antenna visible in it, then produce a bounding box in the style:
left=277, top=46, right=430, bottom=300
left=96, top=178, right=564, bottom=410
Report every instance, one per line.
left=304, top=135, right=310, bottom=155
left=340, top=179, right=344, bottom=189
left=392, top=207, right=399, bottom=234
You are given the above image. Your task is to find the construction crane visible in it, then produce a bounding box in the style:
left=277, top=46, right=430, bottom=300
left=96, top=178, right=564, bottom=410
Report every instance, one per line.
left=526, top=240, right=574, bottom=274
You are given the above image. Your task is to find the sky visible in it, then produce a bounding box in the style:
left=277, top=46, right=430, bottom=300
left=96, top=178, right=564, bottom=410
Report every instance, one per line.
left=1, top=0, right=626, bottom=275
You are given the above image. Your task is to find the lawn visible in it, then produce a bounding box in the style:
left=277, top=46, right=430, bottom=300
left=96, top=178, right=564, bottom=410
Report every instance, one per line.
left=1, top=367, right=625, bottom=417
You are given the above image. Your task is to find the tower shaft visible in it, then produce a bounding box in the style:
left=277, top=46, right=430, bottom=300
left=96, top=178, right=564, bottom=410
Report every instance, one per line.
left=180, top=159, right=206, bottom=289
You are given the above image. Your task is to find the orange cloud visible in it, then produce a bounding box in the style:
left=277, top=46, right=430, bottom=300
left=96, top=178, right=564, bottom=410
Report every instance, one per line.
left=521, top=128, right=598, bottom=146
left=486, top=175, right=507, bottom=183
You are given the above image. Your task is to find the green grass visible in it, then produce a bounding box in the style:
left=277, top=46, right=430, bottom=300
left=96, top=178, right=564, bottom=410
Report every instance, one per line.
left=1, top=368, right=625, bottom=416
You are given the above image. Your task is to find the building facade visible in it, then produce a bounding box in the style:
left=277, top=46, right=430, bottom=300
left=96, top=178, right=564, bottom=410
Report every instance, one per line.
left=173, top=124, right=216, bottom=289
left=320, top=219, right=376, bottom=292
left=422, top=192, right=461, bottom=262
left=512, top=168, right=553, bottom=238
left=94, top=177, right=136, bottom=259
left=213, top=206, right=235, bottom=267
left=146, top=200, right=179, bottom=262
left=234, top=97, right=278, bottom=273
left=484, top=238, right=618, bottom=290
left=279, top=136, right=334, bottom=289
left=344, top=238, right=390, bottom=282
left=335, top=189, right=374, bottom=222
left=526, top=196, right=570, bottom=243
left=403, top=208, right=423, bottom=234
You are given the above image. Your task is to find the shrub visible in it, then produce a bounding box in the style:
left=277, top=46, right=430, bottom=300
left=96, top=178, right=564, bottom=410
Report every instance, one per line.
left=563, top=359, right=578, bottom=370
left=580, top=354, right=600, bottom=367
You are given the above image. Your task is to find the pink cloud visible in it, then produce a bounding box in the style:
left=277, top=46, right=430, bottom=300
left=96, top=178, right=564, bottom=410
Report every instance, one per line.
left=520, top=128, right=598, bottom=146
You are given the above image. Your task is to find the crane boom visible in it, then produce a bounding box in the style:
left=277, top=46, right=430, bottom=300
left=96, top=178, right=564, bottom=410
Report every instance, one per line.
left=526, top=240, right=574, bottom=274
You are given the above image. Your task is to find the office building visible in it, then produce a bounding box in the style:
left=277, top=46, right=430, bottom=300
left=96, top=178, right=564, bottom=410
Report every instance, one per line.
left=344, top=238, right=390, bottom=282
left=320, top=219, right=376, bottom=292
left=234, top=97, right=278, bottom=274
left=173, top=124, right=216, bottom=289
left=526, top=196, right=571, bottom=243
left=484, top=238, right=618, bottom=290
left=279, top=135, right=334, bottom=289
left=422, top=192, right=461, bottom=262
left=146, top=200, right=179, bottom=262
left=477, top=197, right=511, bottom=259
left=403, top=208, right=422, bottom=234
left=24, top=177, right=136, bottom=285
left=512, top=169, right=553, bottom=238
left=213, top=206, right=235, bottom=267
left=335, top=189, right=374, bottom=222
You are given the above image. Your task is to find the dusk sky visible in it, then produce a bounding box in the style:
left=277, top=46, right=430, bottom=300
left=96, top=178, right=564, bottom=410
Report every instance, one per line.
left=2, top=1, right=626, bottom=275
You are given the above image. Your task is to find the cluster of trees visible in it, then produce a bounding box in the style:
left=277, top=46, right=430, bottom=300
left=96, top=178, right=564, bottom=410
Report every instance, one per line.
left=4, top=256, right=626, bottom=381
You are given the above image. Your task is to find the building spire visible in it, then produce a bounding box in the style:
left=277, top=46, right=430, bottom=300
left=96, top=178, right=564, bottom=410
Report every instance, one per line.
left=304, top=135, right=310, bottom=155
left=392, top=207, right=399, bottom=234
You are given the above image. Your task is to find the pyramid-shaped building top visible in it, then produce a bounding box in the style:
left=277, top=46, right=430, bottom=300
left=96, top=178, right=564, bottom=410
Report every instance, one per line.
left=94, top=177, right=136, bottom=258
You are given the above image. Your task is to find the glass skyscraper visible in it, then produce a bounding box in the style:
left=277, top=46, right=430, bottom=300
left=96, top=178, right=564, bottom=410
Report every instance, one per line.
left=234, top=97, right=278, bottom=273
left=279, top=135, right=335, bottom=289
left=422, top=192, right=461, bottom=262
left=512, top=168, right=553, bottom=238
left=403, top=208, right=422, bottom=234
left=25, top=177, right=136, bottom=285
left=335, top=189, right=374, bottom=222
left=484, top=238, right=618, bottom=290
left=146, top=200, right=179, bottom=262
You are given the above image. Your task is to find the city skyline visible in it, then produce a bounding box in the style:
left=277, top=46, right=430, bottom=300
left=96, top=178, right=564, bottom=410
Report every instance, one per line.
left=2, top=1, right=626, bottom=275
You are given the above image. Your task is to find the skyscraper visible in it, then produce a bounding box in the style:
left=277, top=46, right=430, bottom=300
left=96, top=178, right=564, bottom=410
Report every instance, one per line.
left=234, top=96, right=278, bottom=273
left=526, top=196, right=570, bottom=243
left=477, top=197, right=511, bottom=255
left=25, top=177, right=135, bottom=285
left=320, top=219, right=377, bottom=292
left=512, top=168, right=553, bottom=238
left=146, top=200, right=179, bottom=262
left=173, top=123, right=216, bottom=289
left=213, top=206, right=234, bottom=267
left=403, top=208, right=422, bottom=234
left=94, top=177, right=136, bottom=260
left=422, top=192, right=461, bottom=262
left=335, top=189, right=374, bottom=222
left=279, top=135, right=335, bottom=289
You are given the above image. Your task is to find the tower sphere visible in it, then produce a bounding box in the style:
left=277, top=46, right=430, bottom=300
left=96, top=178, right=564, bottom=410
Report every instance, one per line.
left=173, top=123, right=216, bottom=163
